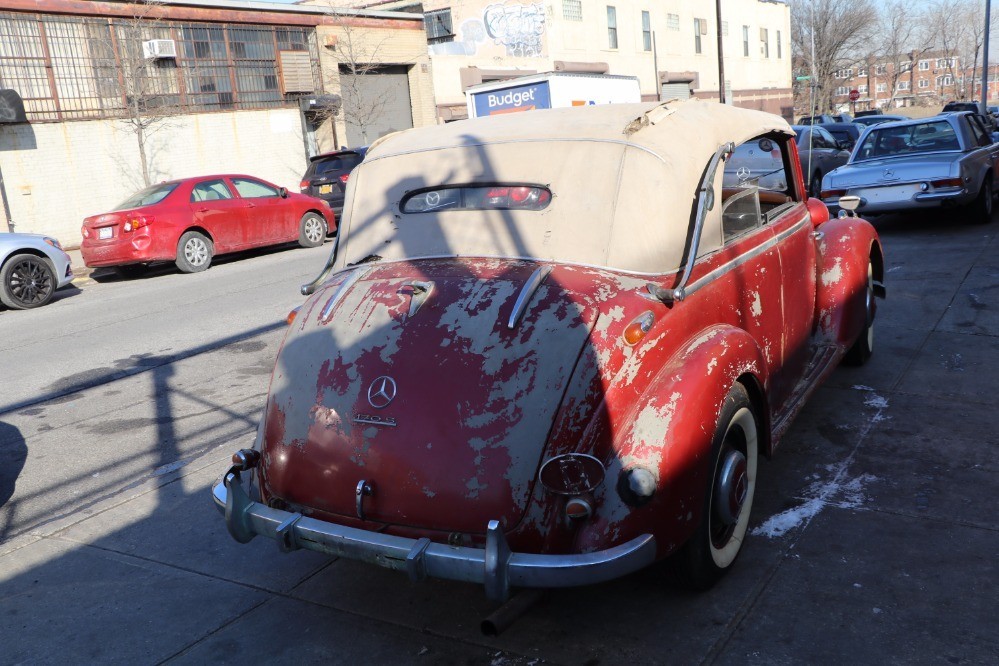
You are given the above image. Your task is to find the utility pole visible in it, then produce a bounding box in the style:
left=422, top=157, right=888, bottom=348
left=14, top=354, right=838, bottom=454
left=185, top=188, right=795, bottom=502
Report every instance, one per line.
left=716, top=0, right=725, bottom=103
left=653, top=31, right=661, bottom=101
left=982, top=0, right=992, bottom=115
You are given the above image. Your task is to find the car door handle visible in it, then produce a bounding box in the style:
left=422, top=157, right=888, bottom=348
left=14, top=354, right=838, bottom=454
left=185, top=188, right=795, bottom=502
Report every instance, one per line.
left=197, top=207, right=209, bottom=212
left=245, top=202, right=256, bottom=208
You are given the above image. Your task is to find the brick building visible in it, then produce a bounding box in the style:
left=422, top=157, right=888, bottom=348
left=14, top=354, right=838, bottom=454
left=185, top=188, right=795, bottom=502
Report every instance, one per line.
left=0, top=0, right=434, bottom=245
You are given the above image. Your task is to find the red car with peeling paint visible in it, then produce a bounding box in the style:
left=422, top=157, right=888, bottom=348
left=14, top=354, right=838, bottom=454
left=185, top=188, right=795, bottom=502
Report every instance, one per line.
left=81, top=175, right=334, bottom=275
left=213, top=101, right=884, bottom=603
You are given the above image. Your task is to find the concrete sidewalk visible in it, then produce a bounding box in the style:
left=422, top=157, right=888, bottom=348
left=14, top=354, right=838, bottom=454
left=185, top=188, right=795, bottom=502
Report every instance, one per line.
left=2, top=212, right=998, bottom=664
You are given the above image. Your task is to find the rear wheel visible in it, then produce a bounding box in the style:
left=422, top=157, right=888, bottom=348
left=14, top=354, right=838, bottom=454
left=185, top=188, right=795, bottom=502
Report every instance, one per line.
left=0, top=253, right=56, bottom=309
left=668, top=384, right=758, bottom=590
left=970, top=178, right=993, bottom=225
left=844, top=260, right=876, bottom=366
left=176, top=231, right=213, bottom=273
left=298, top=212, right=326, bottom=248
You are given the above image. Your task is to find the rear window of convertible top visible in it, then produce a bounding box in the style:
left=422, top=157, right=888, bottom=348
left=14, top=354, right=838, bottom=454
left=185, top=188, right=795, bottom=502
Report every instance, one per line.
left=401, top=184, right=552, bottom=213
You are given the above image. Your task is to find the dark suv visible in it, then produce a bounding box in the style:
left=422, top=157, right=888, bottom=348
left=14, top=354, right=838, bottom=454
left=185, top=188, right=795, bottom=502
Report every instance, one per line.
left=941, top=102, right=996, bottom=132
left=299, top=147, right=368, bottom=217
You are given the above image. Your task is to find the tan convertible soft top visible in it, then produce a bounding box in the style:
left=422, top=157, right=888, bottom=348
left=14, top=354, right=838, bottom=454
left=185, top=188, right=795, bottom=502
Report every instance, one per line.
left=334, top=99, right=792, bottom=274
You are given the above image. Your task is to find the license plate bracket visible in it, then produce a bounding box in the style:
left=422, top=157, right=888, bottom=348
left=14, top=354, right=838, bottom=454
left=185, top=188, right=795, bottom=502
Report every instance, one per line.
left=98, top=227, right=113, bottom=240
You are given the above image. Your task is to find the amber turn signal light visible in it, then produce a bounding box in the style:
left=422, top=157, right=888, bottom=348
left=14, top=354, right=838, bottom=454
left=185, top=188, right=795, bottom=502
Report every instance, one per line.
left=623, top=311, right=655, bottom=346
left=286, top=307, right=300, bottom=325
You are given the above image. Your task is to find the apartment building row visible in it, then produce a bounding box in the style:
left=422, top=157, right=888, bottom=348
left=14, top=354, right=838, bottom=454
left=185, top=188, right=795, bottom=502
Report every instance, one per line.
left=827, top=52, right=999, bottom=111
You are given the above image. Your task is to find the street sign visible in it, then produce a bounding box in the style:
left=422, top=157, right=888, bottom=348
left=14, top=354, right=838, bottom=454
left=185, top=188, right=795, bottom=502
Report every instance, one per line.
left=795, top=75, right=812, bottom=81
left=849, top=89, right=860, bottom=102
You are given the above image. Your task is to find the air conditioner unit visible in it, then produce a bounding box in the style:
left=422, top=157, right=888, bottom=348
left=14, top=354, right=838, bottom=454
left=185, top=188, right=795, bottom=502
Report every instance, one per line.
left=143, top=39, right=177, bottom=59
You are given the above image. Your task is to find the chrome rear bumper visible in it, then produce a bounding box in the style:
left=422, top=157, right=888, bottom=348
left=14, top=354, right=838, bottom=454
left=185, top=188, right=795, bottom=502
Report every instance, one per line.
left=213, top=471, right=656, bottom=602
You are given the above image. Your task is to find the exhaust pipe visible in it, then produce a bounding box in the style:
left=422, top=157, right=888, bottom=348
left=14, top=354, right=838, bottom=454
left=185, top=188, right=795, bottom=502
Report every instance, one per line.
left=480, top=589, right=545, bottom=636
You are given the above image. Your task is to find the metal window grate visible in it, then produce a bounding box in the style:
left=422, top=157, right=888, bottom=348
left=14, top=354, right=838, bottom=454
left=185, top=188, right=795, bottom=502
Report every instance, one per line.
left=0, top=11, right=320, bottom=122
left=424, top=9, right=453, bottom=44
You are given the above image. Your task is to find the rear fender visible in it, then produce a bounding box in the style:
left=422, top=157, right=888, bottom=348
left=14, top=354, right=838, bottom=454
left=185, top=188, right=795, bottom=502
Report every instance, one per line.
left=814, top=217, right=883, bottom=348
left=574, top=325, right=768, bottom=558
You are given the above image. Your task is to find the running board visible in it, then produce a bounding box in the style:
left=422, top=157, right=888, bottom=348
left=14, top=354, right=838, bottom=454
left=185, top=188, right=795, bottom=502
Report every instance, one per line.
left=771, top=344, right=840, bottom=442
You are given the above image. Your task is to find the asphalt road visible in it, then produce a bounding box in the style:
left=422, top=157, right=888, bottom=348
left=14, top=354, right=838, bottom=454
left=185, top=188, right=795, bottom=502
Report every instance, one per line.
left=1, top=216, right=997, bottom=665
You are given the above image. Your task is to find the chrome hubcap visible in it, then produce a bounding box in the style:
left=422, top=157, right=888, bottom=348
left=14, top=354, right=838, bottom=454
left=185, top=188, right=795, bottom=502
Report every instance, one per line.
left=305, top=217, right=323, bottom=242
left=715, top=448, right=748, bottom=526
left=185, top=239, right=208, bottom=266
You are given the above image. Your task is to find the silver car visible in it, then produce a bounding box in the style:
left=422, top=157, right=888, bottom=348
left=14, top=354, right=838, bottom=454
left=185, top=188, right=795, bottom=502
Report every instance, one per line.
left=0, top=232, right=74, bottom=310
left=820, top=112, right=999, bottom=223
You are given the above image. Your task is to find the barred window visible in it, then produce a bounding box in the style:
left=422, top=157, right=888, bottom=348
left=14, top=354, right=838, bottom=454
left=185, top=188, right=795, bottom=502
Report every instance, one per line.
left=424, top=9, right=453, bottom=43
left=0, top=11, right=321, bottom=122
left=563, top=0, right=583, bottom=22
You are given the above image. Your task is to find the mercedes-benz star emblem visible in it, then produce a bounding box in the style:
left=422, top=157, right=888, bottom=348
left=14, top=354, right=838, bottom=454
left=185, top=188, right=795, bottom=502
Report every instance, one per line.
left=736, top=166, right=751, bottom=182
left=367, top=376, right=397, bottom=409
left=883, top=169, right=895, bottom=179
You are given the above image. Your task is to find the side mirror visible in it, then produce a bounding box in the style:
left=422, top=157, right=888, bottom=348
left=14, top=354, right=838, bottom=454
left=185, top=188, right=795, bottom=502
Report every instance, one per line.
left=279, top=187, right=288, bottom=198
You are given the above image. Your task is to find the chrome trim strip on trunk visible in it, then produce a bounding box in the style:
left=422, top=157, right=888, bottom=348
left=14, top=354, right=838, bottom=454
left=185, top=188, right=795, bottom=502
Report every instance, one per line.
left=320, top=267, right=370, bottom=324
left=214, top=473, right=657, bottom=603
left=507, top=265, right=553, bottom=329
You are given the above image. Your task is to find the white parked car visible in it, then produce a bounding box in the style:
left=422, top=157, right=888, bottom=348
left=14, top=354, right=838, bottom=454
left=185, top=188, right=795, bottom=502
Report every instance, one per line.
left=0, top=232, right=74, bottom=310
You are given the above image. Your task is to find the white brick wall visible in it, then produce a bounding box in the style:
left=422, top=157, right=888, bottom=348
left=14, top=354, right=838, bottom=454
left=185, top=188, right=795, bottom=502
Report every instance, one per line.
left=0, top=109, right=308, bottom=248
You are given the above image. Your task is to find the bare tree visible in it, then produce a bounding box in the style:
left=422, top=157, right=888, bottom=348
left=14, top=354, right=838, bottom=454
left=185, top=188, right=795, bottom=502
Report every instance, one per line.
left=875, top=0, right=934, bottom=108
left=92, top=1, right=183, bottom=186
left=790, top=0, right=879, bottom=113
left=321, top=13, right=396, bottom=147
left=930, top=0, right=997, bottom=101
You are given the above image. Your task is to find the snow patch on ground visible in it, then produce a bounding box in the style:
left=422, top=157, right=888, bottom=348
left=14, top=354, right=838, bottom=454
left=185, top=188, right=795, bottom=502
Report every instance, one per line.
left=752, top=471, right=878, bottom=539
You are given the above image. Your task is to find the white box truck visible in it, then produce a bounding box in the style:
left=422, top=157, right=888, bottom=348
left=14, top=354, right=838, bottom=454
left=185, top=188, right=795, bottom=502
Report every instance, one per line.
left=466, top=72, right=642, bottom=119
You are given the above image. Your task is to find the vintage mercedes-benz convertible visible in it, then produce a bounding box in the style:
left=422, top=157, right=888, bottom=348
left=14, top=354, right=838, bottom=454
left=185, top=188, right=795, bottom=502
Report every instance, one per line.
left=213, top=100, right=884, bottom=602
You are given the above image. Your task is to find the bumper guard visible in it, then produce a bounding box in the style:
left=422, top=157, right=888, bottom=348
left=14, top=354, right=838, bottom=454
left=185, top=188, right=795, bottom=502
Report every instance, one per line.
left=213, top=470, right=656, bottom=602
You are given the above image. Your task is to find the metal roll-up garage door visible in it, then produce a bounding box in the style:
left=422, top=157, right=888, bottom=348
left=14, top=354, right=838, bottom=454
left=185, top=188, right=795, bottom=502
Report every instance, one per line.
left=661, top=82, right=691, bottom=100
left=339, top=65, right=414, bottom=148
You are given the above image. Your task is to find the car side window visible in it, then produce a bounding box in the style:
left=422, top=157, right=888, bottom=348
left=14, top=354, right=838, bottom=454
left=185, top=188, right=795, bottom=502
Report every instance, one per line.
left=231, top=178, right=279, bottom=198
left=967, top=116, right=990, bottom=147
left=190, top=179, right=234, bottom=203
left=814, top=127, right=836, bottom=148
left=721, top=135, right=795, bottom=243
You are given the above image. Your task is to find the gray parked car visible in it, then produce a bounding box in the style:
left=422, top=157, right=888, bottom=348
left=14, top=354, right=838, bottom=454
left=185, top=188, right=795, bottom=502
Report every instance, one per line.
left=820, top=112, right=999, bottom=222
left=792, top=125, right=853, bottom=196
left=0, top=232, right=74, bottom=309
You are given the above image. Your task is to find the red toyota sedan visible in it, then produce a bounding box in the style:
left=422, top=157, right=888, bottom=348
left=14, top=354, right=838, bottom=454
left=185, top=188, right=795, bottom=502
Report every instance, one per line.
left=81, top=175, right=334, bottom=274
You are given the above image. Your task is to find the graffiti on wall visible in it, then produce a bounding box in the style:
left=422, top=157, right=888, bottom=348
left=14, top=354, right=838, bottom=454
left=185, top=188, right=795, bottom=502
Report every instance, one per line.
left=483, top=2, right=546, bottom=58
left=428, top=2, right=547, bottom=58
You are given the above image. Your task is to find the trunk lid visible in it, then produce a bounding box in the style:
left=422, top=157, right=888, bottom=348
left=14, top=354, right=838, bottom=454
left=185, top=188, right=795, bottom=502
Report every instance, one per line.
left=828, top=153, right=961, bottom=187
left=262, top=260, right=597, bottom=535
